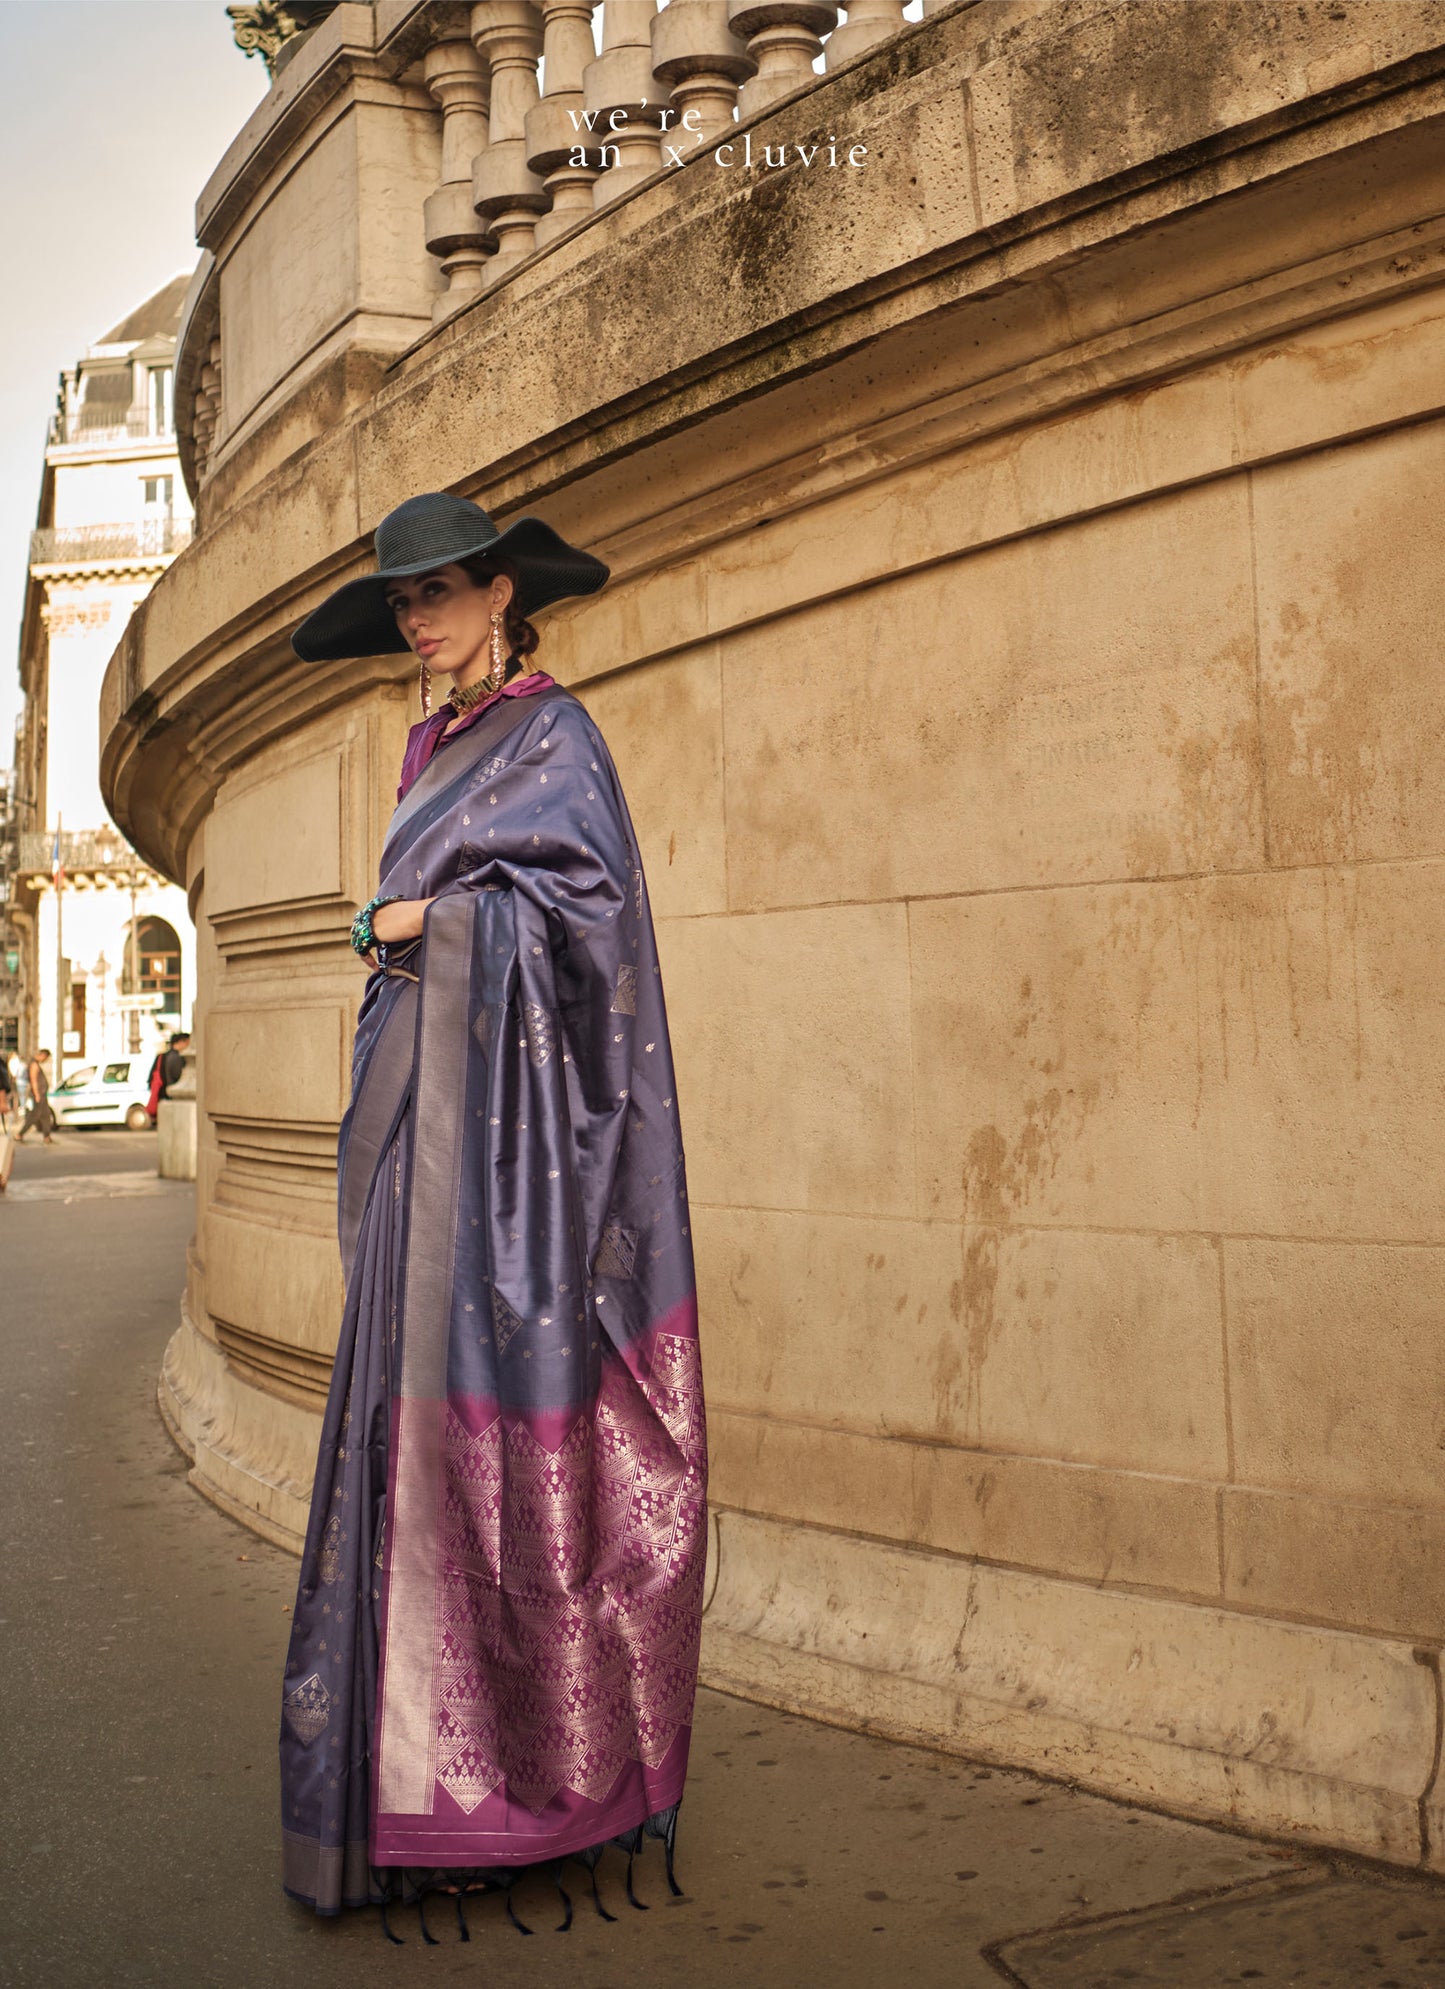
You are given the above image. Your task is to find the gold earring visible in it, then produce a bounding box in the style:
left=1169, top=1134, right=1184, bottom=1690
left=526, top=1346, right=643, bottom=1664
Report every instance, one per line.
left=486, top=610, right=507, bottom=694
left=418, top=658, right=432, bottom=718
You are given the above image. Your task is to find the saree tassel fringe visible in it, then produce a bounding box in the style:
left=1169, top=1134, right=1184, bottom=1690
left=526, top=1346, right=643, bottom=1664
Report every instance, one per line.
left=505, top=1878, right=534, bottom=1937
left=587, top=1856, right=618, bottom=1922
left=361, top=1816, right=684, bottom=1942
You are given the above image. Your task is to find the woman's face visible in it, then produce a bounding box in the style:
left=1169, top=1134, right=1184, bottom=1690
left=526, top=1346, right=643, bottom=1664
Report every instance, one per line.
left=383, top=563, right=513, bottom=678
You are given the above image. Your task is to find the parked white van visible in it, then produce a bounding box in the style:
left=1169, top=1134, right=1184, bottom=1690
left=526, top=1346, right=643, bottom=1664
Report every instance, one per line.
left=48, top=1057, right=154, bottom=1131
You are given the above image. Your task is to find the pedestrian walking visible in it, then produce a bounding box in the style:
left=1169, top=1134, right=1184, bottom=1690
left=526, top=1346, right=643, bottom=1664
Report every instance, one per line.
left=16, top=1049, right=55, bottom=1146
left=162, top=1032, right=191, bottom=1094
left=279, top=494, right=707, bottom=1936
left=144, top=1049, right=164, bottom=1123
left=148, top=1031, right=191, bottom=1123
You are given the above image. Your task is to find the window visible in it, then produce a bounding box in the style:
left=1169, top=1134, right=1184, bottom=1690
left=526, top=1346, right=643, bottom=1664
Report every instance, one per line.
left=125, top=915, right=183, bottom=1016
left=149, top=365, right=174, bottom=435
left=103, top=1062, right=132, bottom=1085
left=143, top=476, right=174, bottom=508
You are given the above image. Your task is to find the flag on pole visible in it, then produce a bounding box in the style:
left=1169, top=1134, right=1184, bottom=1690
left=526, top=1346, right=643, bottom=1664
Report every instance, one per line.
left=51, top=827, right=64, bottom=890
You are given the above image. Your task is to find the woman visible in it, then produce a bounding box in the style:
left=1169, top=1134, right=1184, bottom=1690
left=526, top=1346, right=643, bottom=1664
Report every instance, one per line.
left=279, top=493, right=707, bottom=1938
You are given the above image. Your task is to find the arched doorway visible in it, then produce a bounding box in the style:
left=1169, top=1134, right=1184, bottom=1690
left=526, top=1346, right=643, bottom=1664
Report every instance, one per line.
left=123, top=915, right=183, bottom=1023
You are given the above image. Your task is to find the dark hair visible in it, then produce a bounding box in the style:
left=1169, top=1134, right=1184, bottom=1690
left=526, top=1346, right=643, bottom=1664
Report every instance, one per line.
left=456, top=551, right=539, bottom=681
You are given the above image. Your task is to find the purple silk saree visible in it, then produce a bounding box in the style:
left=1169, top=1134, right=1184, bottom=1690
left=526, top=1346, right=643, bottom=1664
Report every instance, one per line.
left=279, top=683, right=707, bottom=1917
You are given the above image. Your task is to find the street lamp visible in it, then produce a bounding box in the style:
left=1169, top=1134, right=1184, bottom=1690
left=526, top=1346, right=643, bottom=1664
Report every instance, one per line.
left=93, top=950, right=109, bottom=1057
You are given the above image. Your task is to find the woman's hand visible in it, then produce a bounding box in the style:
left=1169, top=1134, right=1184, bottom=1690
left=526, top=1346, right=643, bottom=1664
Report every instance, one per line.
left=371, top=896, right=434, bottom=944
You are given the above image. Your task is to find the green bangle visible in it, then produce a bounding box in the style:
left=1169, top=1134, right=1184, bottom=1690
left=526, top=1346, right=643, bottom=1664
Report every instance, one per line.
left=351, top=893, right=403, bottom=958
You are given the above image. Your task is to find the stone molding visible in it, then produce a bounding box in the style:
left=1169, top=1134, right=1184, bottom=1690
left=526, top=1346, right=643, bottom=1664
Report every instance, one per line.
left=159, top=1297, right=318, bottom=1551
left=700, top=1511, right=1445, bottom=1873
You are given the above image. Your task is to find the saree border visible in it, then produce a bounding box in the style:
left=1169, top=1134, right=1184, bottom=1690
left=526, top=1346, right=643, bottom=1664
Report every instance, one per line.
left=374, top=892, right=477, bottom=1818
left=337, top=977, right=417, bottom=1288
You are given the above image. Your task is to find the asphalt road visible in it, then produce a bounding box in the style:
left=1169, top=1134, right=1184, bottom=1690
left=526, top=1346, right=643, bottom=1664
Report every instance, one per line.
left=3, top=1129, right=1443, bottom=1989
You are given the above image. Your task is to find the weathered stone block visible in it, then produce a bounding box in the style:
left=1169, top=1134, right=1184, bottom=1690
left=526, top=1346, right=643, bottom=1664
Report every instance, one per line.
left=1227, top=1238, right=1445, bottom=1507
left=660, top=901, right=915, bottom=1215
left=721, top=478, right=1263, bottom=910
left=911, top=862, right=1445, bottom=1242
left=575, top=648, right=728, bottom=920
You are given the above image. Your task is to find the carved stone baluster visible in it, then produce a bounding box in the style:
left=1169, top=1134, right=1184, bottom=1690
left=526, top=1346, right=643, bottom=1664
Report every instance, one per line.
left=192, top=401, right=212, bottom=481
left=650, top=0, right=755, bottom=147
left=824, top=0, right=904, bottom=67
left=471, top=0, right=550, bottom=287
left=726, top=0, right=838, bottom=117
left=423, top=38, right=495, bottom=316
left=525, top=0, right=603, bottom=247
left=194, top=335, right=222, bottom=481
left=583, top=0, right=669, bottom=210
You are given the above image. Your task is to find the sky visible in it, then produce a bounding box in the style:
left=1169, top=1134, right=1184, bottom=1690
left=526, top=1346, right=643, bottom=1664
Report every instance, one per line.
left=0, top=0, right=268, bottom=750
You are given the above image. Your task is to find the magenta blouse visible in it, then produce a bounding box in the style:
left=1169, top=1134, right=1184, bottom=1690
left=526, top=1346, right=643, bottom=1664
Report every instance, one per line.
left=395, top=671, right=555, bottom=803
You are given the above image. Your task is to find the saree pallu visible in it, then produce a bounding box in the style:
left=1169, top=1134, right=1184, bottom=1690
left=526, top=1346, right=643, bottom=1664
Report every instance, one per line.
left=279, top=685, right=707, bottom=1914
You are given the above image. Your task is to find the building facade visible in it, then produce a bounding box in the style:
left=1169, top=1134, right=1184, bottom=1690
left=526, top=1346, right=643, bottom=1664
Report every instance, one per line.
left=0, top=766, right=21, bottom=1056
left=10, top=279, right=197, bottom=1077
left=101, top=0, right=1445, bottom=1877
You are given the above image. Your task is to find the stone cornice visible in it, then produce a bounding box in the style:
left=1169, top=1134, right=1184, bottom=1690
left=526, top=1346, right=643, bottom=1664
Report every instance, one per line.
left=372, top=0, right=475, bottom=80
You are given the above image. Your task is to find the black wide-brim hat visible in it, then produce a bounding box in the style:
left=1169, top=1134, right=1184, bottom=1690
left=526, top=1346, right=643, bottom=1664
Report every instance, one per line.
left=290, top=491, right=610, bottom=662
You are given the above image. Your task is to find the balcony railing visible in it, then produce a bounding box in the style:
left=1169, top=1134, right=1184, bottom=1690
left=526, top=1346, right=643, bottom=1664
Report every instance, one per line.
left=17, top=831, right=152, bottom=876
left=29, top=519, right=193, bottom=567
left=55, top=410, right=173, bottom=447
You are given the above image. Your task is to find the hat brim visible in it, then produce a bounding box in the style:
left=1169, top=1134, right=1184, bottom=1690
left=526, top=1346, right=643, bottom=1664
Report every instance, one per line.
left=290, top=516, right=609, bottom=662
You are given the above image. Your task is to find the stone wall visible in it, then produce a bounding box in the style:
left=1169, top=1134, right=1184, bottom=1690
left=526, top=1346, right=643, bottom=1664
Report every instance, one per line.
left=102, top=0, right=1445, bottom=1870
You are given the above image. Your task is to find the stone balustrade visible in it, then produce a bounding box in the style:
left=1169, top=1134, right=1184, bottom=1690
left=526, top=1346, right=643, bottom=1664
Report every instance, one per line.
left=173, top=0, right=918, bottom=497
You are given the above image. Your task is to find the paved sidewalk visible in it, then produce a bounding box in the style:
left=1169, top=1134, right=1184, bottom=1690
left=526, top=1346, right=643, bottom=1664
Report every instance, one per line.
left=2, top=1131, right=1443, bottom=1989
